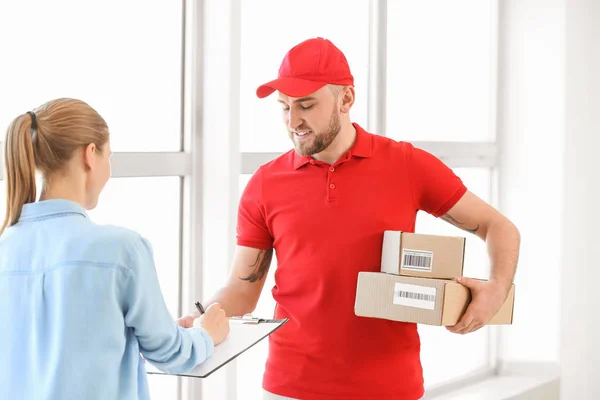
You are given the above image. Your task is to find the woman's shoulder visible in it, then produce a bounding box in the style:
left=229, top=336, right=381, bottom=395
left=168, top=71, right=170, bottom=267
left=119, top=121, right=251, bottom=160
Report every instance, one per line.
left=83, top=222, right=150, bottom=257
left=74, top=223, right=154, bottom=274
left=89, top=223, right=146, bottom=246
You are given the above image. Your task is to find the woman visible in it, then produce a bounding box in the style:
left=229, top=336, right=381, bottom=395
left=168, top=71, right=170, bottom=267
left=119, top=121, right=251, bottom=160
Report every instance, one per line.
left=0, top=98, right=229, bottom=400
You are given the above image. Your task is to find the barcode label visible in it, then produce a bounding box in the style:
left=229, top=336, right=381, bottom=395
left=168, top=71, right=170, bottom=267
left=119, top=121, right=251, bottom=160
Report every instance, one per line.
left=401, top=249, right=433, bottom=272
left=396, top=291, right=436, bottom=302
left=393, top=283, right=436, bottom=310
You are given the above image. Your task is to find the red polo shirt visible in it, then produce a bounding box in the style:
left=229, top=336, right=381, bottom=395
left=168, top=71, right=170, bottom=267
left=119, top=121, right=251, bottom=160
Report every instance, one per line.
left=237, top=123, right=467, bottom=400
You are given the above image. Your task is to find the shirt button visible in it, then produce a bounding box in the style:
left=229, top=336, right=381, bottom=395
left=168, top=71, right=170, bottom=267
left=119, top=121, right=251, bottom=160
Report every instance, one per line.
left=310, top=160, right=315, bottom=164
left=329, top=167, right=335, bottom=172
left=330, top=184, right=336, bottom=189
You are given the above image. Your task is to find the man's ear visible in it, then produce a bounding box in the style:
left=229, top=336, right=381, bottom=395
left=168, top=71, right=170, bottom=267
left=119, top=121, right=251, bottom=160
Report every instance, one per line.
left=83, top=143, right=97, bottom=171
left=340, top=86, right=355, bottom=114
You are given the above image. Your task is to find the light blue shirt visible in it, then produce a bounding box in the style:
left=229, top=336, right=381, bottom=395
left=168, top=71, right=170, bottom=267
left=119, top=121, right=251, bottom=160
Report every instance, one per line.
left=0, top=199, right=214, bottom=400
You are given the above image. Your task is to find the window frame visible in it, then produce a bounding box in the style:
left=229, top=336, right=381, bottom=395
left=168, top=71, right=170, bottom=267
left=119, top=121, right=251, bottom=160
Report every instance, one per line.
left=0, top=0, right=191, bottom=398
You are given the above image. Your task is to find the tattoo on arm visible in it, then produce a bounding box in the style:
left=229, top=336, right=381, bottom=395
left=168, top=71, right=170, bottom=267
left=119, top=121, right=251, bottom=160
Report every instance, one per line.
left=441, top=213, right=480, bottom=234
left=240, top=249, right=273, bottom=283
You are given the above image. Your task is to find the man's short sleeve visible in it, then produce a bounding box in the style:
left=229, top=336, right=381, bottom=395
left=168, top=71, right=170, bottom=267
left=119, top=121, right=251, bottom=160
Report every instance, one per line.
left=403, top=143, right=468, bottom=217
left=236, top=167, right=274, bottom=250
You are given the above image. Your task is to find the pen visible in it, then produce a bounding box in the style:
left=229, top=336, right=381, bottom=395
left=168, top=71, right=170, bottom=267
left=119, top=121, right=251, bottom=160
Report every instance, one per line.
left=195, top=301, right=205, bottom=315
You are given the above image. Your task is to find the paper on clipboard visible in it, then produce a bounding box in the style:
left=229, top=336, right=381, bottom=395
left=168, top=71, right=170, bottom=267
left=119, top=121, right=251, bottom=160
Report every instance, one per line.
left=146, top=316, right=288, bottom=378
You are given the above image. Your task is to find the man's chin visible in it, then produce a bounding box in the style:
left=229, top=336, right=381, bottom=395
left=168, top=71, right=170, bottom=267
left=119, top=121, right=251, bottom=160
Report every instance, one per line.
left=294, top=148, right=311, bottom=157
left=292, top=143, right=312, bottom=156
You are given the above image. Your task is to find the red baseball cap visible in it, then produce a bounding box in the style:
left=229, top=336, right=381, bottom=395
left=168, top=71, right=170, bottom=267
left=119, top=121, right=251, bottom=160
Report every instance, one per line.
left=256, top=37, right=354, bottom=99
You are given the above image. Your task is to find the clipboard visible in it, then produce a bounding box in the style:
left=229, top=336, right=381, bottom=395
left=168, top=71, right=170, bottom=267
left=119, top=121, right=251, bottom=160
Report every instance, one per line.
left=146, top=316, right=288, bottom=378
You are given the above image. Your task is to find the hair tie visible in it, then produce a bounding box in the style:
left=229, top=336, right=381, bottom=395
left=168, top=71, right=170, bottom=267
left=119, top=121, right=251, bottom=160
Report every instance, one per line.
left=27, top=111, right=37, bottom=131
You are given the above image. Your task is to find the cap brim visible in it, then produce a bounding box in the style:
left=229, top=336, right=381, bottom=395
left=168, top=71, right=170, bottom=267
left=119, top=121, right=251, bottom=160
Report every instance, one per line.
left=256, top=77, right=328, bottom=99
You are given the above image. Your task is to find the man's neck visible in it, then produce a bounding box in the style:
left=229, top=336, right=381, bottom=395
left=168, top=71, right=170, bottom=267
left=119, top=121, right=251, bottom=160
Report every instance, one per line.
left=312, top=122, right=357, bottom=165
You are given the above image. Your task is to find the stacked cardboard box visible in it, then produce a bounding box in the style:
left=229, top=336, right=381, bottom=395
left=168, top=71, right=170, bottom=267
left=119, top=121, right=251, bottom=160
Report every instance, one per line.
left=354, top=231, right=515, bottom=326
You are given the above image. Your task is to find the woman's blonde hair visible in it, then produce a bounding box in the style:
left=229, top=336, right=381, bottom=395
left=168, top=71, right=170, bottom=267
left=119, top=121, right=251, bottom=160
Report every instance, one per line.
left=1, top=98, right=109, bottom=234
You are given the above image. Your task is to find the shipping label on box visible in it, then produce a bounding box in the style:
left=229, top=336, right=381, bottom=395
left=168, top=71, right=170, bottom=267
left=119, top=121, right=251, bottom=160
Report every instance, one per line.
left=400, top=249, right=434, bottom=273
left=381, top=231, right=465, bottom=279
left=393, top=282, right=437, bottom=310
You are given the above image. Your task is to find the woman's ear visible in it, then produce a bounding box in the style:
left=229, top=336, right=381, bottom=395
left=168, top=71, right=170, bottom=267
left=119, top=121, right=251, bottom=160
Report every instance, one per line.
left=340, top=86, right=355, bottom=114
left=83, top=143, right=97, bottom=171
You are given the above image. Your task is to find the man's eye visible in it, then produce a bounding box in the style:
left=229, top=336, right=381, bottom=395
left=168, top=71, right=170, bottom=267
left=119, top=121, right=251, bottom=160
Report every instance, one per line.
left=300, top=105, right=314, bottom=110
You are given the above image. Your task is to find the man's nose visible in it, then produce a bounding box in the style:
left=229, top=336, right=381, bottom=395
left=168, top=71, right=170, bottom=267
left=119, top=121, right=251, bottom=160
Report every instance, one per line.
left=287, top=109, right=303, bottom=130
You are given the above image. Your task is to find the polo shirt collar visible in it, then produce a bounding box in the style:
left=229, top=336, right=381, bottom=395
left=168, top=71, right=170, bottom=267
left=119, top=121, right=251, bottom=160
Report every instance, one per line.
left=293, top=123, right=372, bottom=169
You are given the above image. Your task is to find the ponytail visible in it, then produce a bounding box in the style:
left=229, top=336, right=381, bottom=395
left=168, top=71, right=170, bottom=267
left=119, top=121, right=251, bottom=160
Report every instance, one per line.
left=1, top=113, right=37, bottom=234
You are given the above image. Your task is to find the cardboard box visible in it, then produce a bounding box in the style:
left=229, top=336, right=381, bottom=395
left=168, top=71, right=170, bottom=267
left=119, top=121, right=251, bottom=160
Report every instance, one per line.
left=381, top=231, right=465, bottom=279
left=354, top=272, right=515, bottom=326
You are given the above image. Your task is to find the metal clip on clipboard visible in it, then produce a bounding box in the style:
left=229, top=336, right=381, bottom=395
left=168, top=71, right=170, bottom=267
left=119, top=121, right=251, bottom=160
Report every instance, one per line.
left=229, top=313, right=267, bottom=324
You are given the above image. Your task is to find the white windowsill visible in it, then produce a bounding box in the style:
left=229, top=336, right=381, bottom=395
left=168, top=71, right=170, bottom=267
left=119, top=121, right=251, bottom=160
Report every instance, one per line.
left=427, top=362, right=560, bottom=400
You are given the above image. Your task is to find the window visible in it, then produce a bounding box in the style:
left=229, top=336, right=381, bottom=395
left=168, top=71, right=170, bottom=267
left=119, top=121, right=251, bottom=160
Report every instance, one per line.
left=0, top=1, right=182, bottom=152
left=2, top=1, right=501, bottom=399
left=239, top=0, right=370, bottom=152
left=386, top=1, right=496, bottom=142
left=0, top=3, right=186, bottom=400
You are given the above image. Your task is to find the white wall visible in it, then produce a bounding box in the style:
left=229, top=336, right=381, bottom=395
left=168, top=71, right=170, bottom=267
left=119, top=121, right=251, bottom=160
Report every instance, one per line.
left=496, top=0, right=564, bottom=363
left=499, top=1, right=600, bottom=397
left=560, top=0, right=600, bottom=398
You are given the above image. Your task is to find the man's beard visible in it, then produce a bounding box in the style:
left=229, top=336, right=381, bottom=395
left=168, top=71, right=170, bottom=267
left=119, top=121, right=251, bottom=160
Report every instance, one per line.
left=290, top=105, right=341, bottom=156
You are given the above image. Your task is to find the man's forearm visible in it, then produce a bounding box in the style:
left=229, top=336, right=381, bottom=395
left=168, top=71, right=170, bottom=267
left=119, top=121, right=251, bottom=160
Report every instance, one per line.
left=485, top=218, right=521, bottom=291
left=204, top=285, right=257, bottom=317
